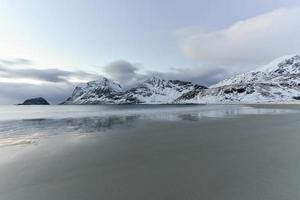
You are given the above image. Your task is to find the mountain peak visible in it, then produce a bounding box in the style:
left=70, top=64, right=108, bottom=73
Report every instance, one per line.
left=143, top=76, right=166, bottom=87
left=145, top=76, right=163, bottom=82
left=212, top=54, right=300, bottom=88
left=63, top=76, right=124, bottom=104
left=85, top=76, right=122, bottom=93
left=254, top=54, right=300, bottom=73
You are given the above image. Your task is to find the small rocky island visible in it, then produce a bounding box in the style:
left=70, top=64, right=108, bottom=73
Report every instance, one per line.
left=18, top=97, right=50, bottom=105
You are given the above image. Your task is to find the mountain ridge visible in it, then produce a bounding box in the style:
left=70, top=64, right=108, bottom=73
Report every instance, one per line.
left=63, top=54, right=300, bottom=104
left=177, top=54, right=300, bottom=104
left=63, top=76, right=207, bottom=104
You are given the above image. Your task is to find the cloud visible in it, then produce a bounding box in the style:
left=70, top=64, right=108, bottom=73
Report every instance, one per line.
left=0, top=64, right=98, bottom=84
left=0, top=58, right=100, bottom=104
left=103, top=60, right=141, bottom=85
left=103, top=60, right=149, bottom=88
left=103, top=60, right=227, bottom=87
left=156, top=66, right=229, bottom=86
left=0, top=58, right=33, bottom=66
left=181, top=7, right=300, bottom=70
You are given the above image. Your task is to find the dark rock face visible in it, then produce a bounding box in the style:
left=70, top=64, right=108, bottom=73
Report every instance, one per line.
left=175, top=89, right=202, bottom=102
left=293, top=96, right=300, bottom=100
left=223, top=87, right=246, bottom=94
left=19, top=97, right=50, bottom=105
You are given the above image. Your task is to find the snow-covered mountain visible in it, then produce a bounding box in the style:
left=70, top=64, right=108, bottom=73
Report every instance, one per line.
left=63, top=76, right=206, bottom=104
left=63, top=77, right=124, bottom=104
left=212, top=54, right=300, bottom=88
left=122, top=77, right=207, bottom=104
left=176, top=54, right=300, bottom=103
left=63, top=54, right=300, bottom=104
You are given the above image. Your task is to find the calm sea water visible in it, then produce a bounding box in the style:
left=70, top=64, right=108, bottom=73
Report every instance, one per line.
left=0, top=105, right=300, bottom=200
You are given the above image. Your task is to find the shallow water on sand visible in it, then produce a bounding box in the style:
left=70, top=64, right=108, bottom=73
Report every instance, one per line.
left=0, top=105, right=300, bottom=200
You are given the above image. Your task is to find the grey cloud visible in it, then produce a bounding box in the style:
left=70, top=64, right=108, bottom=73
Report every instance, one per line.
left=0, top=58, right=33, bottom=66
left=103, top=60, right=229, bottom=87
left=103, top=60, right=148, bottom=88
left=156, top=67, right=229, bottom=86
left=104, top=60, right=139, bottom=82
left=0, top=65, right=98, bottom=83
left=0, top=59, right=99, bottom=104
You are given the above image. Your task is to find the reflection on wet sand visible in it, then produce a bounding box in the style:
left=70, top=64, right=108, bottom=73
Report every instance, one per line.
left=0, top=105, right=298, bottom=146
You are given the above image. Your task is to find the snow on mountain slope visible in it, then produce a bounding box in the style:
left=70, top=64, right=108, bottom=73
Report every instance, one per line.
left=63, top=77, right=124, bottom=104
left=176, top=54, right=300, bottom=104
left=212, top=54, right=300, bottom=88
left=63, top=76, right=207, bottom=104
left=122, top=77, right=206, bottom=104
left=176, top=83, right=300, bottom=104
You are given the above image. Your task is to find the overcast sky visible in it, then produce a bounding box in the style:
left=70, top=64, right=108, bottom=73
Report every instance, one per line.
left=0, top=0, right=300, bottom=104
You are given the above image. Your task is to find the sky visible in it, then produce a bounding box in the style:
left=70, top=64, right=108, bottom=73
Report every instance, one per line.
left=0, top=0, right=300, bottom=104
